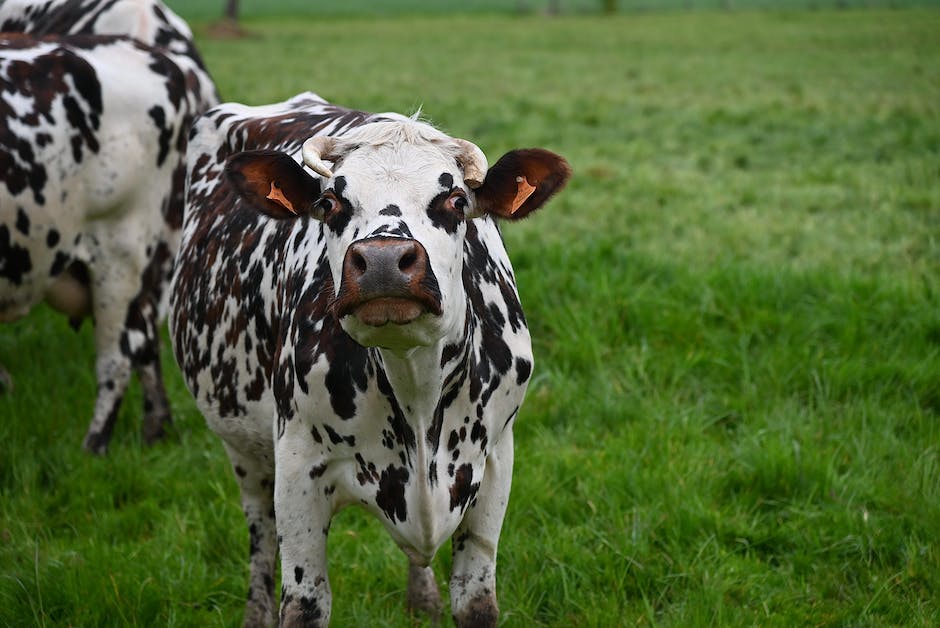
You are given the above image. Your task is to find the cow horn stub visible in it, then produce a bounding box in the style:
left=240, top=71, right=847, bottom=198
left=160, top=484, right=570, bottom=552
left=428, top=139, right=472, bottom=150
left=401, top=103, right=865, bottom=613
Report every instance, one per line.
left=302, top=136, right=337, bottom=179
left=453, top=138, right=488, bottom=189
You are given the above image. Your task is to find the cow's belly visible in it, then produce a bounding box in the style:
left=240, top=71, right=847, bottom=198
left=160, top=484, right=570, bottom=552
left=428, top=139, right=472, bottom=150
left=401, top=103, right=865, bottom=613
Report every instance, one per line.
left=0, top=198, right=85, bottom=319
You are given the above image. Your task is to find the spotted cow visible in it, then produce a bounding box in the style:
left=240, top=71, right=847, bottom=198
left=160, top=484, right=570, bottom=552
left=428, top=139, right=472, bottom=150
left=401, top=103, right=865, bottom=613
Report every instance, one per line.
left=169, top=92, right=571, bottom=626
left=0, top=0, right=217, bottom=452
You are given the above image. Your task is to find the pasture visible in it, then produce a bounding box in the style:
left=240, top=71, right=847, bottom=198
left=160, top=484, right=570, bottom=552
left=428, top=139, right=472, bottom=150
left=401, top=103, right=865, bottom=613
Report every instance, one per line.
left=2, top=5, right=939, bottom=626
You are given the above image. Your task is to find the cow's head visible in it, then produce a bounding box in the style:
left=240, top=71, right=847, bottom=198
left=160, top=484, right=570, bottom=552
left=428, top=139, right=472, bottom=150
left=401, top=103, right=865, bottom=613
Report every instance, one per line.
left=226, top=118, right=570, bottom=351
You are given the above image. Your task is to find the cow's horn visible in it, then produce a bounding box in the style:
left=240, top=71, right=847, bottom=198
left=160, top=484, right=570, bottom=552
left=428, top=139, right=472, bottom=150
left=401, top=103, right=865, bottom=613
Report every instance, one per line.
left=302, top=136, right=336, bottom=179
left=453, top=139, right=488, bottom=189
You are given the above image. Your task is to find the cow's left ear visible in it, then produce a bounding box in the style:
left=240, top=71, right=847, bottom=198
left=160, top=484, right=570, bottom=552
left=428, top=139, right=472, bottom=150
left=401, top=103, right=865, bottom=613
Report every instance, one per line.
left=226, top=150, right=322, bottom=220
left=473, top=148, right=571, bottom=220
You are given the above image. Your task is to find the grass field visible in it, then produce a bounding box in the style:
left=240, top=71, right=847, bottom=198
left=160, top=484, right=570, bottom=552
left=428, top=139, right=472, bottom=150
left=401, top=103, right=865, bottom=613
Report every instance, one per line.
left=163, top=0, right=940, bottom=20
left=2, top=5, right=939, bottom=626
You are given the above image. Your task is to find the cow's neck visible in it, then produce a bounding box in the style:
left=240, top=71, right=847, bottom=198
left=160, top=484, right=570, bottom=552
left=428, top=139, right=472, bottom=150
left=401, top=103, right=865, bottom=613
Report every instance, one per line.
left=377, top=305, right=469, bottom=422
left=380, top=345, right=445, bottom=417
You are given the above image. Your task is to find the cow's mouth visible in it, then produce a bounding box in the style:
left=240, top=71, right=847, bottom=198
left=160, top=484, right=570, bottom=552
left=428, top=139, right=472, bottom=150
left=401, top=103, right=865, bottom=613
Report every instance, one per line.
left=352, top=297, right=429, bottom=327
left=337, top=289, right=443, bottom=327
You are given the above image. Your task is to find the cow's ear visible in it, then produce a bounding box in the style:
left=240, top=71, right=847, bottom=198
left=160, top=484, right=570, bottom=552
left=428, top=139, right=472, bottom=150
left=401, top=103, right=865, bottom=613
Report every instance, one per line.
left=226, top=150, right=322, bottom=219
left=473, top=149, right=571, bottom=220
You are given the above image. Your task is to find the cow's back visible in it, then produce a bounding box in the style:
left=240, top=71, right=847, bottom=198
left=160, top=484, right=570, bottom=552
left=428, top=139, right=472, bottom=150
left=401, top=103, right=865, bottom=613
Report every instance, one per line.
left=0, top=0, right=218, bottom=110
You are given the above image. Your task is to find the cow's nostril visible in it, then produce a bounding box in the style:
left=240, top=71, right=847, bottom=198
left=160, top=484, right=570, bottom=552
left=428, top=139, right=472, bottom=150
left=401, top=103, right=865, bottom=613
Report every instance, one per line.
left=352, top=250, right=367, bottom=275
left=398, top=251, right=417, bottom=273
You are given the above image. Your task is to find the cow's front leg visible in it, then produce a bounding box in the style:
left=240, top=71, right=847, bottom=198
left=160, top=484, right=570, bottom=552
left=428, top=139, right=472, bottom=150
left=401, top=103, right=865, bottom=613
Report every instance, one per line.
left=449, top=429, right=515, bottom=628
left=275, top=433, right=332, bottom=627
left=224, top=444, right=278, bottom=628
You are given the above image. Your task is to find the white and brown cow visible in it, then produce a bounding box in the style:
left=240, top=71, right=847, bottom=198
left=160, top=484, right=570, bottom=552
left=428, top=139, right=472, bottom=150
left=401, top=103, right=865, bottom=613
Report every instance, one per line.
left=169, top=92, right=570, bottom=626
left=0, top=0, right=217, bottom=452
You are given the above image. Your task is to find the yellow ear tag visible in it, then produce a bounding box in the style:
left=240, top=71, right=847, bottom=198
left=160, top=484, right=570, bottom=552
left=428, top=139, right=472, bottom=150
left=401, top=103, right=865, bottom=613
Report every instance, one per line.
left=266, top=181, right=296, bottom=214
left=510, top=176, right=536, bottom=215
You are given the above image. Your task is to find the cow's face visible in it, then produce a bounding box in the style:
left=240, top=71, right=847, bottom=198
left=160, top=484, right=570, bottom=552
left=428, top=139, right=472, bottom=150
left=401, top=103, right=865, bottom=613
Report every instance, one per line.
left=226, top=120, right=570, bottom=351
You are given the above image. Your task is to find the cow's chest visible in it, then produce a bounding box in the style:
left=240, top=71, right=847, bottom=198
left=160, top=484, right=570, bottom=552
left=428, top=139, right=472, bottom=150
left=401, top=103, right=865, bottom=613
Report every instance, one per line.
left=282, top=353, right=519, bottom=561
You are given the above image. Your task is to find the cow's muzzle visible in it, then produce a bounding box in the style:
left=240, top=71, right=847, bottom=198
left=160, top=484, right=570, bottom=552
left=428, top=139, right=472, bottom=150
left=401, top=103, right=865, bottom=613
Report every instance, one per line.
left=333, top=237, right=443, bottom=326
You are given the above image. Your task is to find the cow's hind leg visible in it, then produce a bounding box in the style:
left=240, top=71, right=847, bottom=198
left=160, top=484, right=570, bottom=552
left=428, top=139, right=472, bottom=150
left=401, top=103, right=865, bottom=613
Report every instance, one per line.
left=225, top=444, right=278, bottom=628
left=82, top=310, right=133, bottom=454
left=407, top=562, right=442, bottom=623
left=129, top=243, right=174, bottom=445
left=81, top=257, right=171, bottom=453
left=137, top=351, right=171, bottom=445
left=81, top=262, right=140, bottom=453
left=124, top=290, right=171, bottom=445
left=0, top=364, right=11, bottom=393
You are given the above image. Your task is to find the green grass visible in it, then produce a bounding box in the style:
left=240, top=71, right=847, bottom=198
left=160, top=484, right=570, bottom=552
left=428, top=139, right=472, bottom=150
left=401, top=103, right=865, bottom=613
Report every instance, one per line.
left=2, top=7, right=940, bottom=626
left=163, top=0, right=940, bottom=21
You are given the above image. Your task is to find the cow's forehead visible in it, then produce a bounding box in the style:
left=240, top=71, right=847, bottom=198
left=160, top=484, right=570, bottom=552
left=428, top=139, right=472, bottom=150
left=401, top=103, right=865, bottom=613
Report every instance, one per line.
left=312, top=119, right=469, bottom=211
left=332, top=142, right=462, bottom=211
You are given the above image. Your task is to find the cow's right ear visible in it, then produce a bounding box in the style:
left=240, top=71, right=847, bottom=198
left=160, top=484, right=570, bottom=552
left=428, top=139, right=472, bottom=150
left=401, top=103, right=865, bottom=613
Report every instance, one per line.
left=226, top=150, right=322, bottom=220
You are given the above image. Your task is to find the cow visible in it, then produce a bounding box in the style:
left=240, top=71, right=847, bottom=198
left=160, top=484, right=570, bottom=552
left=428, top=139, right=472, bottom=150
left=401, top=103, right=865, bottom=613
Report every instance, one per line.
left=169, top=91, right=571, bottom=627
left=0, top=0, right=217, bottom=453
left=0, top=0, right=208, bottom=60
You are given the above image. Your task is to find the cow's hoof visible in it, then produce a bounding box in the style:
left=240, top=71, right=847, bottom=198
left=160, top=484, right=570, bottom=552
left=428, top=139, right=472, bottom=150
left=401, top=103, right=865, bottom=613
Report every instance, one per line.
left=242, top=602, right=276, bottom=628
left=279, top=594, right=328, bottom=628
left=82, top=432, right=110, bottom=456
left=407, top=564, right=442, bottom=623
left=0, top=367, right=12, bottom=394
left=142, top=412, right=172, bottom=446
left=454, top=593, right=498, bottom=628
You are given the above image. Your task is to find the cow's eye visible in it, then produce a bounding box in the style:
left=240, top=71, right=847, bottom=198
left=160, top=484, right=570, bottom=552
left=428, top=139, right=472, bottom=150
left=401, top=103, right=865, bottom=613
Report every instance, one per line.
left=315, top=192, right=338, bottom=217
left=446, top=191, right=469, bottom=214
